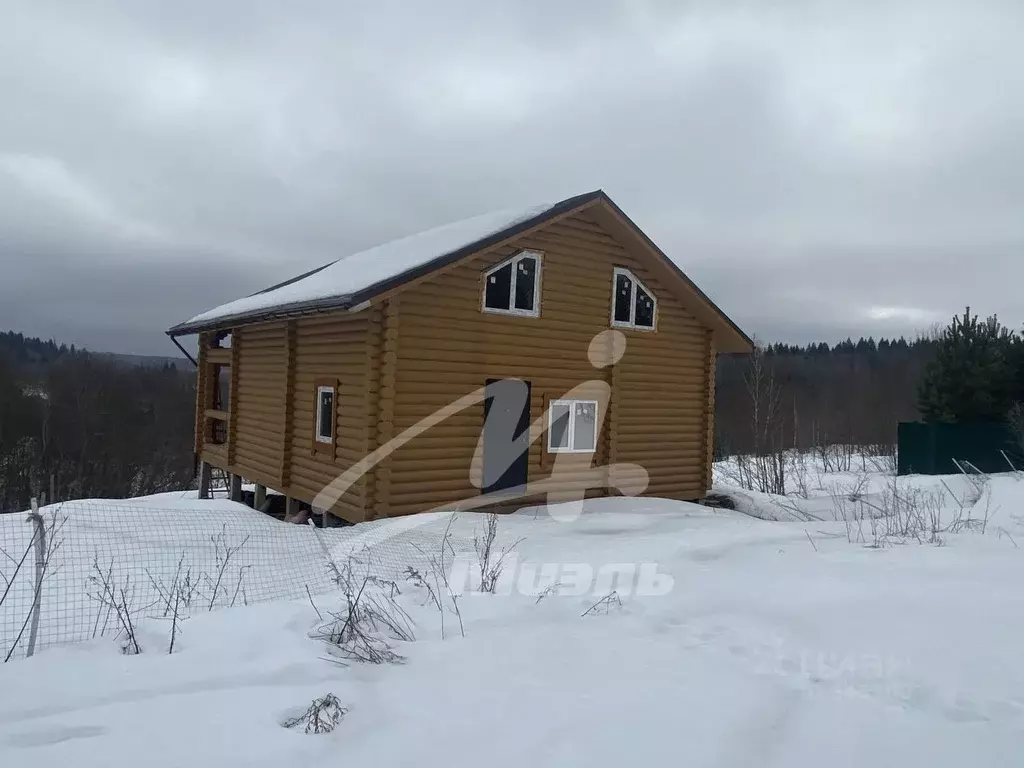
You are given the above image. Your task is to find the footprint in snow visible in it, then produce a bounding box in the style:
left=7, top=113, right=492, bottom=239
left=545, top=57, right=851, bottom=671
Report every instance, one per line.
left=6, top=724, right=106, bottom=748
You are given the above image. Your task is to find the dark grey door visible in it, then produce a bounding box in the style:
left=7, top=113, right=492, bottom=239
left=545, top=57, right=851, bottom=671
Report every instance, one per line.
left=482, top=378, right=531, bottom=495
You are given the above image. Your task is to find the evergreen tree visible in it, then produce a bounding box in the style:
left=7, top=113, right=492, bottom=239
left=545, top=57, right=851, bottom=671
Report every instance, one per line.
left=1011, top=333, right=1024, bottom=404
left=917, top=307, right=1017, bottom=422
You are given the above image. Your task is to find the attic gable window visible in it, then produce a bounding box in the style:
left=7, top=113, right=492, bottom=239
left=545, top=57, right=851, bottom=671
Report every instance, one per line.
left=611, top=267, right=656, bottom=330
left=483, top=251, right=541, bottom=317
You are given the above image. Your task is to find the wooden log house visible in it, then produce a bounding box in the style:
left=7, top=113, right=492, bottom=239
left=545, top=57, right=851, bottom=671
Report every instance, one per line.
left=167, top=190, right=752, bottom=522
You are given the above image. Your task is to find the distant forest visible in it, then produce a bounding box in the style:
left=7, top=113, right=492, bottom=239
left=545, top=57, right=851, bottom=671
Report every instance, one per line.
left=0, top=331, right=194, bottom=512
left=0, top=329, right=939, bottom=512
left=715, top=336, right=937, bottom=458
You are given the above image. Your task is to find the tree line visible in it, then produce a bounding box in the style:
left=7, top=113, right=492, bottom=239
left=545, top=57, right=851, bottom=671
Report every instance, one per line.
left=716, top=309, right=1024, bottom=468
left=715, top=335, right=938, bottom=458
left=2, top=307, right=1020, bottom=511
left=0, top=333, right=195, bottom=513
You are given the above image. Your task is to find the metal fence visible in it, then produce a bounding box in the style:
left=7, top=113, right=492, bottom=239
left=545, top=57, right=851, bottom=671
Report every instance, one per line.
left=1, top=499, right=468, bottom=661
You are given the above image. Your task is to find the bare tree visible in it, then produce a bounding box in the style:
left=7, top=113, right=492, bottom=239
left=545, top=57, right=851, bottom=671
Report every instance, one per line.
left=742, top=344, right=786, bottom=494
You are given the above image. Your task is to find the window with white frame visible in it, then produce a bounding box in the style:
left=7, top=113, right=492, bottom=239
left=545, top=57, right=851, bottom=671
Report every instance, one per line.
left=611, top=267, right=656, bottom=330
left=547, top=399, right=598, bottom=453
left=315, top=384, right=335, bottom=444
left=483, top=251, right=541, bottom=316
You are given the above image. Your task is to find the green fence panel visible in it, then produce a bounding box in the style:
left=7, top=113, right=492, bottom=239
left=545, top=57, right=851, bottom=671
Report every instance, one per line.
left=897, top=422, right=933, bottom=475
left=898, top=421, right=1023, bottom=476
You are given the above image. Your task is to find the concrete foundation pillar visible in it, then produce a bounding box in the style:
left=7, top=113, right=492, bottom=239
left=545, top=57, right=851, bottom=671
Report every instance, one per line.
left=254, top=484, right=267, bottom=511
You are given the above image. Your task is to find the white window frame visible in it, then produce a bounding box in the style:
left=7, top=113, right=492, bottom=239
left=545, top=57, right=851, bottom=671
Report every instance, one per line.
left=482, top=250, right=542, bottom=318
left=610, top=267, right=657, bottom=331
left=315, top=385, right=335, bottom=444
left=547, top=399, right=599, bottom=454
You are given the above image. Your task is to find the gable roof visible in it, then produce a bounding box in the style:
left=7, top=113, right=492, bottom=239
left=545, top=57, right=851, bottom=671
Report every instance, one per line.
left=167, top=190, right=752, bottom=352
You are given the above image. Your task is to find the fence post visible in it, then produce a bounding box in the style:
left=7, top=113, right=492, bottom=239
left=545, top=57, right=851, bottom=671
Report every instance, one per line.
left=25, top=497, right=46, bottom=659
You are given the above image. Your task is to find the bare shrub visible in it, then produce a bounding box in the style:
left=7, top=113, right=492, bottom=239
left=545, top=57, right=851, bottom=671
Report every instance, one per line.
left=87, top=557, right=145, bottom=654
left=282, top=693, right=347, bottom=734
left=582, top=591, right=622, bottom=617
left=862, top=444, right=897, bottom=474
left=146, top=552, right=193, bottom=654
left=319, top=564, right=412, bottom=664
left=474, top=513, right=523, bottom=594
left=534, top=582, right=564, bottom=604
left=403, top=566, right=441, bottom=611
left=788, top=451, right=810, bottom=499
left=832, top=471, right=984, bottom=548
left=409, top=514, right=466, bottom=639
left=768, top=494, right=822, bottom=522
left=308, top=522, right=413, bottom=664
left=204, top=525, right=250, bottom=611
left=945, top=474, right=993, bottom=535
left=818, top=442, right=855, bottom=473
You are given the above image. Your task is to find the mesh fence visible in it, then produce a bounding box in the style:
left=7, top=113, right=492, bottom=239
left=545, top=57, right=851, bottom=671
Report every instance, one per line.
left=0, top=499, right=472, bottom=661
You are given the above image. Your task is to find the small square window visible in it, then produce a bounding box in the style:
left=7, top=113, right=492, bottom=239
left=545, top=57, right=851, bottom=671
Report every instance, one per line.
left=547, top=399, right=598, bottom=454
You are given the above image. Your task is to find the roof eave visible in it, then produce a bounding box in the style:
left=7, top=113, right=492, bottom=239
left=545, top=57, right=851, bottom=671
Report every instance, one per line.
left=166, top=189, right=606, bottom=337
left=166, top=294, right=356, bottom=337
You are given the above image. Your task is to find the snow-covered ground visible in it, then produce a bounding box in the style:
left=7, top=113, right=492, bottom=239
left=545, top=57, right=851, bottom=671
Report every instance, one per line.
left=3, top=461, right=1024, bottom=767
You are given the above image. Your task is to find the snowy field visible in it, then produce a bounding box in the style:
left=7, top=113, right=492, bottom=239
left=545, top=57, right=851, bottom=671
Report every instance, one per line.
left=2, top=459, right=1024, bottom=766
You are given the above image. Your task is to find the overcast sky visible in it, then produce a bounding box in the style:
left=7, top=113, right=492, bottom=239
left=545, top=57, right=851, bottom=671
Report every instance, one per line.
left=1, top=1, right=1022, bottom=355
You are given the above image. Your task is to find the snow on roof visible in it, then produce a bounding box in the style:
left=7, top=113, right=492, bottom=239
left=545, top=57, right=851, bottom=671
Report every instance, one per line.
left=177, top=201, right=559, bottom=332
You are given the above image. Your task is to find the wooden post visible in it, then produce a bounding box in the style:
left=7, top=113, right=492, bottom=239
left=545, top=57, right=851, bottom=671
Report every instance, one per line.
left=372, top=297, right=399, bottom=519
left=606, top=331, right=621, bottom=491
left=229, top=473, right=243, bottom=502
left=25, top=498, right=45, bottom=658
left=280, top=321, right=297, bottom=489
left=194, top=334, right=210, bottom=458
left=227, top=332, right=241, bottom=467
left=254, top=484, right=267, bottom=511
left=198, top=461, right=212, bottom=500
left=363, top=304, right=384, bottom=519
left=704, top=331, right=717, bottom=494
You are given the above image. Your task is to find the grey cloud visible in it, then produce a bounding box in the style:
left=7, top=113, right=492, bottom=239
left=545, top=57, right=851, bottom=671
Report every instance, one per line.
left=1, top=0, right=1022, bottom=355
